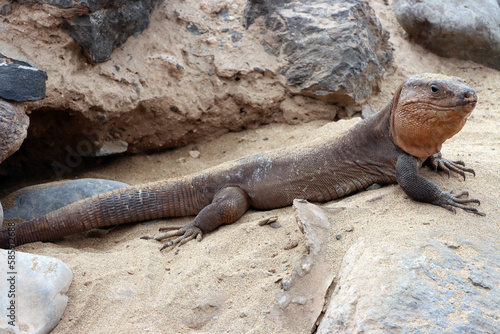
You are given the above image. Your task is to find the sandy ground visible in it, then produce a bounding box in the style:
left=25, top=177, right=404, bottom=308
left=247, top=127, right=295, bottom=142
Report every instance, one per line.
left=1, top=0, right=499, bottom=333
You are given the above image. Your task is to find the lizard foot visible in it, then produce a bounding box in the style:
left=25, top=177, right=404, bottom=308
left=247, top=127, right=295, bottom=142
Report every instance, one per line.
left=140, top=223, right=203, bottom=250
left=427, top=153, right=475, bottom=180
left=433, top=190, right=485, bottom=216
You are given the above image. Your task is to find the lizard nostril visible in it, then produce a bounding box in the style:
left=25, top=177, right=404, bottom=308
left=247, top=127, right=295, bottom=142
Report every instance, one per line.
left=463, top=90, right=477, bottom=102
left=464, top=90, right=474, bottom=98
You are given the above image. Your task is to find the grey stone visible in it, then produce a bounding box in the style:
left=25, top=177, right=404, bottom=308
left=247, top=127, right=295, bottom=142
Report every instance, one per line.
left=244, top=0, right=393, bottom=105
left=2, top=178, right=130, bottom=223
left=62, top=0, right=164, bottom=63
left=317, top=236, right=500, bottom=333
left=0, top=62, right=47, bottom=102
left=0, top=101, right=29, bottom=164
left=92, top=140, right=128, bottom=157
left=393, top=0, right=500, bottom=70
left=0, top=250, right=73, bottom=334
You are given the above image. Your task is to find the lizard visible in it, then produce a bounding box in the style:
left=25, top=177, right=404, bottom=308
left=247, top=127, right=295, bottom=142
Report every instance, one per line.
left=0, top=74, right=484, bottom=250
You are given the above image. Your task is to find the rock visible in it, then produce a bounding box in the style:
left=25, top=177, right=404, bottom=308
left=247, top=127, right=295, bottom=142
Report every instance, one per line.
left=0, top=250, right=73, bottom=334
left=0, top=62, right=48, bottom=102
left=0, top=101, right=29, bottom=164
left=270, top=199, right=335, bottom=333
left=2, top=178, right=130, bottom=224
left=244, top=0, right=393, bottom=105
left=189, top=150, right=201, bottom=159
left=393, top=0, right=500, bottom=70
left=92, top=140, right=128, bottom=157
left=62, top=0, right=164, bottom=63
left=317, top=236, right=500, bottom=333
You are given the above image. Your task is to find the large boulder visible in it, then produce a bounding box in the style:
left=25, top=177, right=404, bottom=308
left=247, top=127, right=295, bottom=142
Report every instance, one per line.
left=393, top=0, right=500, bottom=70
left=245, top=0, right=393, bottom=105
left=317, top=236, right=500, bottom=333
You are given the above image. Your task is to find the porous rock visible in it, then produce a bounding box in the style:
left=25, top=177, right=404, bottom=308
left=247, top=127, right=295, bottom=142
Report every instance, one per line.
left=0, top=101, right=29, bottom=164
left=244, top=0, right=393, bottom=105
left=2, top=178, right=130, bottom=224
left=0, top=250, right=73, bottom=334
left=393, top=0, right=500, bottom=70
left=317, top=236, right=500, bottom=333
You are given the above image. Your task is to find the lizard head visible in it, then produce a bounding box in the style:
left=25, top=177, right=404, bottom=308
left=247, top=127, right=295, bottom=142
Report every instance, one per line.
left=390, top=74, right=477, bottom=161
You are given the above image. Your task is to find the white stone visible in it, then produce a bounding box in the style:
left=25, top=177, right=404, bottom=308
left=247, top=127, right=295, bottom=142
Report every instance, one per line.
left=0, top=250, right=73, bottom=334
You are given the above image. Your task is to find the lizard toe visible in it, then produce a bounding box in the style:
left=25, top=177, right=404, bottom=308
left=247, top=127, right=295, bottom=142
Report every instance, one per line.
left=159, top=227, right=203, bottom=250
left=434, top=190, right=484, bottom=216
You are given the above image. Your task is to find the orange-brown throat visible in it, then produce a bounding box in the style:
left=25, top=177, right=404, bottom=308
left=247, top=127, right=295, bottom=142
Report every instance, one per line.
left=392, top=102, right=474, bottom=160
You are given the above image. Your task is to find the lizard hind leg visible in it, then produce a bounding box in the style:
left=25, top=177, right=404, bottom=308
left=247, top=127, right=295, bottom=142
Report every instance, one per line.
left=140, top=186, right=251, bottom=250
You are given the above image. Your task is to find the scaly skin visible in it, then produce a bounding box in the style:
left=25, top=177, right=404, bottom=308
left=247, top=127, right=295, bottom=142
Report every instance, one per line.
left=0, top=74, right=484, bottom=250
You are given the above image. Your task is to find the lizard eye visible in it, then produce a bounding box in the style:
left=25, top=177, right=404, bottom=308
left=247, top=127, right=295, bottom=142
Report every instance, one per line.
left=430, top=84, right=440, bottom=94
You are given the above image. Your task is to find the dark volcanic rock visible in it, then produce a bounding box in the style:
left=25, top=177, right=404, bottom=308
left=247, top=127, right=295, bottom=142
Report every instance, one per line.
left=393, top=0, right=500, bottom=70
left=63, top=0, right=163, bottom=63
left=0, top=62, right=47, bottom=102
left=244, top=0, right=393, bottom=105
left=2, top=178, right=129, bottom=223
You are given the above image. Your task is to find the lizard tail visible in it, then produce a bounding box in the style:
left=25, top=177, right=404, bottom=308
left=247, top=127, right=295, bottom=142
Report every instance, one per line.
left=0, top=178, right=211, bottom=248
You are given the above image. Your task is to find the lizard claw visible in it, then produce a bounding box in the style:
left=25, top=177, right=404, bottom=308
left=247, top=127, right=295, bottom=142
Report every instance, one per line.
left=140, top=223, right=203, bottom=251
left=427, top=153, right=475, bottom=180
left=433, top=190, right=485, bottom=216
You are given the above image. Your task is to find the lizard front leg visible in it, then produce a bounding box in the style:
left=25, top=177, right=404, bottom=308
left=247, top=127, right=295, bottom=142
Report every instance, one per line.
left=396, top=154, right=485, bottom=216
left=141, top=186, right=250, bottom=250
left=425, top=152, right=476, bottom=180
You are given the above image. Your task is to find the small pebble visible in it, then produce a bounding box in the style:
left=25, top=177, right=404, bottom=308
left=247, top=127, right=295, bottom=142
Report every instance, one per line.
left=189, top=150, right=201, bottom=159
left=284, top=240, right=299, bottom=250
left=343, top=225, right=354, bottom=232
left=335, top=233, right=342, bottom=240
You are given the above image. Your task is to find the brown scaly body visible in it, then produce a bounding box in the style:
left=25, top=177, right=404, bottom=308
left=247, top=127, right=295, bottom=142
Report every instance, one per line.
left=0, top=74, right=484, bottom=250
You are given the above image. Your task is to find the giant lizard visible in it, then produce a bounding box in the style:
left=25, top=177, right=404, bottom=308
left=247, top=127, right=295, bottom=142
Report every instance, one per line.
left=0, top=74, right=484, bottom=250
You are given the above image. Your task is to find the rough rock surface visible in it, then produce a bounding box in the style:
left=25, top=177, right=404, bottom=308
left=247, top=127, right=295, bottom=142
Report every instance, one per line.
left=0, top=62, right=48, bottom=102
left=0, top=0, right=390, bottom=175
left=245, top=0, right=393, bottom=105
left=317, top=236, right=500, bottom=333
left=61, top=0, right=164, bottom=63
left=0, top=101, right=29, bottom=164
left=393, top=0, right=500, bottom=70
left=2, top=179, right=129, bottom=223
left=0, top=250, right=73, bottom=334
